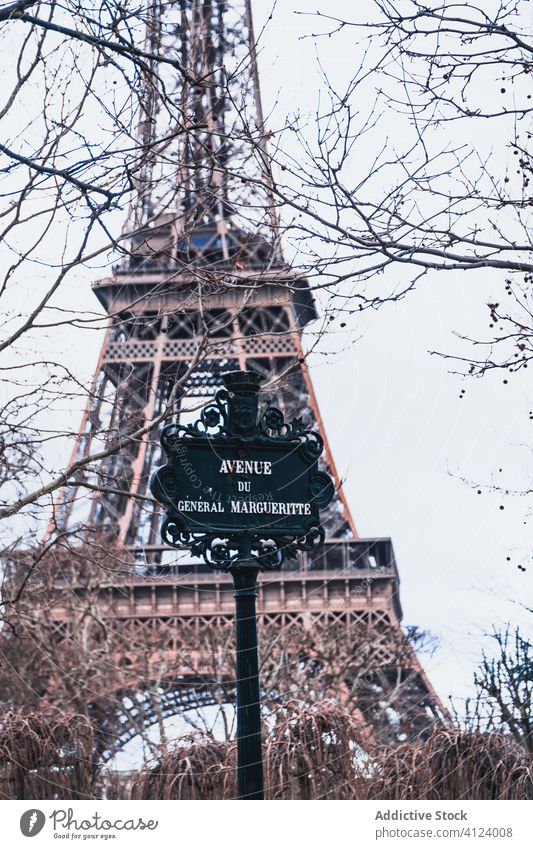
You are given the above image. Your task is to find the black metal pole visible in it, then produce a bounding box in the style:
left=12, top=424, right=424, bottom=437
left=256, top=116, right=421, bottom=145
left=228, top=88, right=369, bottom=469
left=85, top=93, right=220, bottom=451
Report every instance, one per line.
left=221, top=370, right=265, bottom=799
left=231, top=563, right=264, bottom=800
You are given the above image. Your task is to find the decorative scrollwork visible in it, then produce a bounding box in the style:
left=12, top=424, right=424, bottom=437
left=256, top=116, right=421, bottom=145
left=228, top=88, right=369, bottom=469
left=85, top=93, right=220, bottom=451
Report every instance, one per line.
left=151, top=466, right=180, bottom=506
left=262, top=406, right=284, bottom=432
left=310, top=471, right=335, bottom=508
left=296, top=525, right=325, bottom=551
left=159, top=520, right=323, bottom=572
left=161, top=389, right=230, bottom=453
left=259, top=405, right=324, bottom=459
left=161, top=515, right=188, bottom=548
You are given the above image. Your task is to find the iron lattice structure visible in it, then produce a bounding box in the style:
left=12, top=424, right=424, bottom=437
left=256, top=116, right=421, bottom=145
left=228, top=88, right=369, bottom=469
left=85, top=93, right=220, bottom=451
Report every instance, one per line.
left=40, top=0, right=445, bottom=756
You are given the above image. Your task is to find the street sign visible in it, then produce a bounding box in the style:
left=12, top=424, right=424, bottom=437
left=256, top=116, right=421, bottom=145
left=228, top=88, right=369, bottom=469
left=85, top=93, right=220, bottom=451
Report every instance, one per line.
left=151, top=438, right=332, bottom=536
left=150, top=371, right=334, bottom=570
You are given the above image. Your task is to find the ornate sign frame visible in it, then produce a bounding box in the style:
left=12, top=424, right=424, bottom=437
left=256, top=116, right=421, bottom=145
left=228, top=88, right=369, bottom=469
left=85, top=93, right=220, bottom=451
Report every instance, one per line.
left=150, top=371, right=334, bottom=571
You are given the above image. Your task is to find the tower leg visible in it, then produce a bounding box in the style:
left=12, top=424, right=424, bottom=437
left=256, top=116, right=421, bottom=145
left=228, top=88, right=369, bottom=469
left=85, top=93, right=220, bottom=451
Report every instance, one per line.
left=231, top=565, right=264, bottom=800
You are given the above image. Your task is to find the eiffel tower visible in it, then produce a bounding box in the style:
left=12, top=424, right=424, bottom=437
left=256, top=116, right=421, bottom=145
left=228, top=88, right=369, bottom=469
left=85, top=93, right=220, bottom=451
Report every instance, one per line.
left=39, top=0, right=444, bottom=758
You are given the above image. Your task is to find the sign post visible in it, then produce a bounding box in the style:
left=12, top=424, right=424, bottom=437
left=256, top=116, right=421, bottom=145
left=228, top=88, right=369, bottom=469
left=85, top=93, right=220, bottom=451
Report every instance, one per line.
left=150, top=370, right=334, bottom=799
left=232, top=551, right=263, bottom=799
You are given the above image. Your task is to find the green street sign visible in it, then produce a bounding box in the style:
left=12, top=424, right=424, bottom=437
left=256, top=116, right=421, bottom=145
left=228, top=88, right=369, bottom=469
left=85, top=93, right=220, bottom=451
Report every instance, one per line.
left=150, top=371, right=334, bottom=570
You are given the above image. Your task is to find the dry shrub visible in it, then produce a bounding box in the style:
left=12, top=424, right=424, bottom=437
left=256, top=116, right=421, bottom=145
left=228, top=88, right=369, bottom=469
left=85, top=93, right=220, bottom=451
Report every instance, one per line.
left=129, top=701, right=365, bottom=800
left=0, top=710, right=99, bottom=799
left=264, top=699, right=364, bottom=799
left=366, top=727, right=533, bottom=800
left=126, top=712, right=533, bottom=801
left=8, top=705, right=530, bottom=801
left=130, top=738, right=235, bottom=800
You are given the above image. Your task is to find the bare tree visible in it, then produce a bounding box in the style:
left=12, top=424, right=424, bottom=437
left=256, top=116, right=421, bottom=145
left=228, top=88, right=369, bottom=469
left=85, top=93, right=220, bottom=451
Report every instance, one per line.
left=0, top=1, right=285, bottom=534
left=0, top=3, right=181, bottom=529
left=2, top=2, right=531, bottom=527
left=264, top=1, right=532, bottom=378
left=466, top=620, right=533, bottom=754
